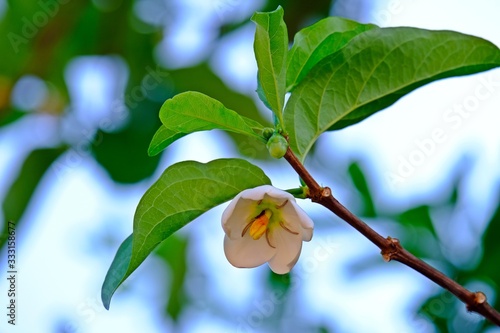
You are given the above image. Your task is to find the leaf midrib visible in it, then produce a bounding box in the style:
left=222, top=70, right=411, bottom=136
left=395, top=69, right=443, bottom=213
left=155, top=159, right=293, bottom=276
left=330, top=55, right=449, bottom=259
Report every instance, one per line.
left=163, top=105, right=262, bottom=140
left=263, top=15, right=283, bottom=115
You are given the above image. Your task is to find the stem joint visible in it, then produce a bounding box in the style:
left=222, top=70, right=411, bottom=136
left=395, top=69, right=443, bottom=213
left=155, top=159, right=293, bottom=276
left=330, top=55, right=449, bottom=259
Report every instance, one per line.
left=381, top=236, right=401, bottom=262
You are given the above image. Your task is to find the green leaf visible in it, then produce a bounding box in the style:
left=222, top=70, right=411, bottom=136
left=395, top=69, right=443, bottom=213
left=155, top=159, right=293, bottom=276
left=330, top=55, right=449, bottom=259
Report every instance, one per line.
left=286, top=17, right=377, bottom=91
left=148, top=125, right=187, bottom=156
left=130, top=159, right=271, bottom=273
left=256, top=76, right=272, bottom=110
left=101, top=234, right=133, bottom=310
left=101, top=159, right=271, bottom=308
left=251, top=6, right=288, bottom=123
left=155, top=91, right=265, bottom=154
left=149, top=117, right=267, bottom=157
left=285, top=27, right=500, bottom=160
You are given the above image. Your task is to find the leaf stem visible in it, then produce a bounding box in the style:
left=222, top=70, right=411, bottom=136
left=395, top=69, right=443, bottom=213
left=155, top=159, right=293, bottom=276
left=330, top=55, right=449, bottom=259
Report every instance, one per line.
left=284, top=187, right=308, bottom=199
left=283, top=147, right=500, bottom=326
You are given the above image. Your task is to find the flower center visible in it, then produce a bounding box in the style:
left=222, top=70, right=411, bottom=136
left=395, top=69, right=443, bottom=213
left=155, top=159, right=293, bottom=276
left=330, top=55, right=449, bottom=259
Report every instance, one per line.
left=240, top=199, right=298, bottom=249
left=248, top=209, right=272, bottom=240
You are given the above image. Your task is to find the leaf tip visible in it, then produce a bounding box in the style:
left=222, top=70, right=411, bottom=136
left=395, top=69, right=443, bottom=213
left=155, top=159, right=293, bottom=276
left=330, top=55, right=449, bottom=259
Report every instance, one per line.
left=101, top=291, right=111, bottom=310
left=147, top=144, right=160, bottom=157
left=100, top=234, right=134, bottom=312
left=101, top=273, right=118, bottom=311
left=251, top=5, right=284, bottom=21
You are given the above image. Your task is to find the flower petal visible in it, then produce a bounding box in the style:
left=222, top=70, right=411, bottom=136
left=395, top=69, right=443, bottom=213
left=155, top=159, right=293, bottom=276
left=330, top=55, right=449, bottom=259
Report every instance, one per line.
left=251, top=185, right=294, bottom=202
left=267, top=229, right=303, bottom=274
left=282, top=202, right=314, bottom=241
left=222, top=198, right=256, bottom=240
left=223, top=234, right=276, bottom=268
left=240, top=185, right=289, bottom=201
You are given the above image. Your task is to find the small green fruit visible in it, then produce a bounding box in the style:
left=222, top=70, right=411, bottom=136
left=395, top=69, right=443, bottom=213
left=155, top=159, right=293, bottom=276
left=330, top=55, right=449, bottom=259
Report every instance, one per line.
left=266, top=133, right=288, bottom=159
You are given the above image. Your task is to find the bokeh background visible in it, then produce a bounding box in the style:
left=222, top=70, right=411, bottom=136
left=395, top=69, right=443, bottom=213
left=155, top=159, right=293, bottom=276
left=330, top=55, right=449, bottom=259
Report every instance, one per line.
left=0, top=0, right=499, bottom=332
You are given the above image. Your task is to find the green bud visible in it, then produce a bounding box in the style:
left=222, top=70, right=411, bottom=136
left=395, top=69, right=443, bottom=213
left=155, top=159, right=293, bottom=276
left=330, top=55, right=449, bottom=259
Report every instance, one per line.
left=262, top=127, right=275, bottom=140
left=266, top=133, right=288, bottom=159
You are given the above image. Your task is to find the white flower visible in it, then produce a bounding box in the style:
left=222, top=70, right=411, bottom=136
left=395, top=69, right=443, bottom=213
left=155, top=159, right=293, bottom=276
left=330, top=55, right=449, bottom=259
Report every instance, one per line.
left=221, top=185, right=314, bottom=274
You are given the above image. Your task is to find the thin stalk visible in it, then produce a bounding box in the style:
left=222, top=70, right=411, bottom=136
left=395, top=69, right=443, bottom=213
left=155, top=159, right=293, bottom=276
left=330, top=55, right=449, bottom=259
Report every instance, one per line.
left=283, top=147, right=500, bottom=326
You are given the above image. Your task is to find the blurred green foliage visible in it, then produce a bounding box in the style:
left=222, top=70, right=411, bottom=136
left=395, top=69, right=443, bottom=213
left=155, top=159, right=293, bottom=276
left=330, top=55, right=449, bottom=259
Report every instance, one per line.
left=0, top=146, right=66, bottom=248
left=0, top=0, right=339, bottom=242
left=419, top=200, right=500, bottom=333
left=155, top=234, right=188, bottom=321
left=347, top=161, right=500, bottom=332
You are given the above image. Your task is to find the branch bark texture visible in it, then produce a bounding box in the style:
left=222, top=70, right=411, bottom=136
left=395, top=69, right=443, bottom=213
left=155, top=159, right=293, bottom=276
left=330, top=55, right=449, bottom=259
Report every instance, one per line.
left=283, top=147, right=500, bottom=326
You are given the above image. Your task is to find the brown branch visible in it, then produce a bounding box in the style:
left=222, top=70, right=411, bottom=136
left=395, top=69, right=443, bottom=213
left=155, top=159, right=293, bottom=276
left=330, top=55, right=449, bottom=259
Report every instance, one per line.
left=283, top=147, right=500, bottom=326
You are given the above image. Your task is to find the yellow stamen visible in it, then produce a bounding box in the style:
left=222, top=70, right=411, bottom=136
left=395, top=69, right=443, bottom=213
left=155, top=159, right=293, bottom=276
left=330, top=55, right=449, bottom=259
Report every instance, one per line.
left=241, top=220, right=253, bottom=237
left=275, top=200, right=288, bottom=209
left=265, top=229, right=275, bottom=248
left=248, top=210, right=272, bottom=240
left=279, top=221, right=299, bottom=235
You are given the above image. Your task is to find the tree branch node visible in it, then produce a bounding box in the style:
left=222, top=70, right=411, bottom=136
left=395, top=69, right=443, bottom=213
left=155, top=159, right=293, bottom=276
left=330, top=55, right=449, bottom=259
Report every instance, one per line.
left=311, top=186, right=331, bottom=202
left=475, top=291, right=487, bottom=304
left=321, top=187, right=331, bottom=198
left=380, top=236, right=401, bottom=262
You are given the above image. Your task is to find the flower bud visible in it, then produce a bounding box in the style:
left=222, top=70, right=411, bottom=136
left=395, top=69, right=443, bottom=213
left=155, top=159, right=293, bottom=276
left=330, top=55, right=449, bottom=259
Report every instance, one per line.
left=266, top=133, right=288, bottom=159
left=262, top=128, right=275, bottom=140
